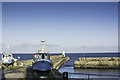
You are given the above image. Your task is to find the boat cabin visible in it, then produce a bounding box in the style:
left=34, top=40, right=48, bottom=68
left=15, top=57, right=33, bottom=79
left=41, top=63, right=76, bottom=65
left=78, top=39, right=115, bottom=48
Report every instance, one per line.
left=2, top=53, right=14, bottom=66
left=33, top=53, right=50, bottom=61
left=2, top=53, right=13, bottom=60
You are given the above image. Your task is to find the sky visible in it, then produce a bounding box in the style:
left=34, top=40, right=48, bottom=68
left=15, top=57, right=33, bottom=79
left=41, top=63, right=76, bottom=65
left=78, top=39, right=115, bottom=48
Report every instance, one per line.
left=0, top=2, right=2, bottom=53
left=2, top=2, right=118, bottom=53
left=1, top=0, right=120, bottom=2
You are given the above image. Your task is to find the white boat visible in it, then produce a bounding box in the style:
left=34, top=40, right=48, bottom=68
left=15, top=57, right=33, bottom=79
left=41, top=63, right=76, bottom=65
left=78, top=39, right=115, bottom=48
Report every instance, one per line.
left=2, top=53, right=14, bottom=66
left=32, top=40, right=53, bottom=71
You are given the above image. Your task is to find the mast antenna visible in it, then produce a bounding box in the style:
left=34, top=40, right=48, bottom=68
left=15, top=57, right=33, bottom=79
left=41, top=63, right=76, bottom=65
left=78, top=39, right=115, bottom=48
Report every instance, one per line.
left=41, top=40, right=45, bottom=53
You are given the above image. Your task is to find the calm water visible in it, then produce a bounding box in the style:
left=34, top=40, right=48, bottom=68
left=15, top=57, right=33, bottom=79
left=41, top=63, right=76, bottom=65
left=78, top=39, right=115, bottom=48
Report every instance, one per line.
left=0, top=52, right=120, bottom=79
left=58, top=53, right=120, bottom=79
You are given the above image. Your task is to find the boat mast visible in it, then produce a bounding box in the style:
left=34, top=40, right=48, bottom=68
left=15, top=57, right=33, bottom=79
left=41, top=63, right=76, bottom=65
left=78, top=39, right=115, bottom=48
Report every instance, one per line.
left=41, top=40, right=45, bottom=53
left=7, top=45, right=10, bottom=54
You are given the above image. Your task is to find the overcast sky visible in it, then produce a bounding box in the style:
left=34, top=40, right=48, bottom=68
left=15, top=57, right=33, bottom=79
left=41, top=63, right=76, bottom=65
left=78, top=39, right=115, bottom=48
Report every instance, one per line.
left=2, top=2, right=118, bottom=53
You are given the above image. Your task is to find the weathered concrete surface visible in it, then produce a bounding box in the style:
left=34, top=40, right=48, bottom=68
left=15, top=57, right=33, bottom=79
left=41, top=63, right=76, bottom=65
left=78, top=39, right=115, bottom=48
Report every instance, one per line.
left=3, top=68, right=26, bottom=78
left=22, top=59, right=33, bottom=67
left=3, top=66, right=63, bottom=79
left=52, top=56, right=70, bottom=70
left=74, top=57, right=120, bottom=69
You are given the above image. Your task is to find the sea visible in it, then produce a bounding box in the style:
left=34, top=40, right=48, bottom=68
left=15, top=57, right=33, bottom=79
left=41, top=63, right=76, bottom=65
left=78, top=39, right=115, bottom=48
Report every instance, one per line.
left=0, top=52, right=120, bottom=79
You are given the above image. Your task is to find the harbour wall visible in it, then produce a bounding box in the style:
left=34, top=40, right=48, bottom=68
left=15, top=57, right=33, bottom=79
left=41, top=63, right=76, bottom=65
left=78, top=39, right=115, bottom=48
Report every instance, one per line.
left=51, top=55, right=69, bottom=70
left=74, top=57, right=120, bottom=69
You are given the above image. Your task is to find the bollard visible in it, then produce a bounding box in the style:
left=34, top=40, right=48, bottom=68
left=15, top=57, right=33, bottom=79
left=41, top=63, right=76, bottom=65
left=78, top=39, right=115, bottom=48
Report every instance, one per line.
left=63, top=72, right=68, bottom=80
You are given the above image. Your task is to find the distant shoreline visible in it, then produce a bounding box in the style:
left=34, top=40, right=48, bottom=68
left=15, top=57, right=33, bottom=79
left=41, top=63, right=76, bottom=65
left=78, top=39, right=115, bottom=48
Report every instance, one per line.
left=0, top=52, right=118, bottom=54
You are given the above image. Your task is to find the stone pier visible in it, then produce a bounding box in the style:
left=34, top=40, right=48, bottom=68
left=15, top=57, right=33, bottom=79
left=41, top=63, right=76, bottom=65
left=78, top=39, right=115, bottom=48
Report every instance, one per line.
left=51, top=55, right=69, bottom=70
left=74, top=57, right=120, bottom=69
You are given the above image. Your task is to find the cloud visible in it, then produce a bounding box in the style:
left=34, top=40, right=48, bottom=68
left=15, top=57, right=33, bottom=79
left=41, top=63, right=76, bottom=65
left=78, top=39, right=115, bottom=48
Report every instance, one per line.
left=2, top=43, right=61, bottom=53
left=1, top=43, right=118, bottom=53
left=58, top=45, right=118, bottom=53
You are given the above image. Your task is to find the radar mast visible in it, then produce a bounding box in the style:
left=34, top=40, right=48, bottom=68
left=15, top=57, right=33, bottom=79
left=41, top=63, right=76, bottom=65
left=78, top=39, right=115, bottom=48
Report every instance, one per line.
left=41, top=40, right=45, bottom=53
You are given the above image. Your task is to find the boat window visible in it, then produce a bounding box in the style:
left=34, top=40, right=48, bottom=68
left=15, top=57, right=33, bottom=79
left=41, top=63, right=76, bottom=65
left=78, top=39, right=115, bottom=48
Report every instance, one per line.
left=38, top=55, right=41, bottom=59
left=42, top=54, right=45, bottom=59
left=39, top=55, right=41, bottom=59
left=48, top=55, right=50, bottom=59
left=45, top=55, right=48, bottom=59
left=37, top=55, right=38, bottom=58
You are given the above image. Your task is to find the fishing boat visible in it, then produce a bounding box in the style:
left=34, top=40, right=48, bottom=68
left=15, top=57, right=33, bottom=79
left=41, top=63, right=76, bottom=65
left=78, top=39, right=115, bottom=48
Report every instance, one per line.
left=2, top=53, right=14, bottom=66
left=32, top=40, right=53, bottom=71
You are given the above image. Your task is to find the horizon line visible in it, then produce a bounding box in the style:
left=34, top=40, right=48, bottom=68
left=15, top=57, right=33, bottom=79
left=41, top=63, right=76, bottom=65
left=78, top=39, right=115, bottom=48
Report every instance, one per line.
left=0, top=51, right=118, bottom=54
left=1, top=0, right=120, bottom=2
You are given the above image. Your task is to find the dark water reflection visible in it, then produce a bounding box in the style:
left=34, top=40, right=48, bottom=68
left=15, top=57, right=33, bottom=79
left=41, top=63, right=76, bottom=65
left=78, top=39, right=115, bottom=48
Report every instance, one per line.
left=59, top=55, right=120, bottom=79
left=58, top=53, right=120, bottom=79
left=74, top=68, right=119, bottom=75
left=59, top=66, right=120, bottom=79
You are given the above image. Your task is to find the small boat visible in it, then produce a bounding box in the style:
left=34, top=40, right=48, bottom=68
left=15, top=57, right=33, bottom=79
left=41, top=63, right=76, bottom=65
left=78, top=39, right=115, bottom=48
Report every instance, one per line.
left=32, top=40, right=53, bottom=71
left=2, top=53, right=14, bottom=66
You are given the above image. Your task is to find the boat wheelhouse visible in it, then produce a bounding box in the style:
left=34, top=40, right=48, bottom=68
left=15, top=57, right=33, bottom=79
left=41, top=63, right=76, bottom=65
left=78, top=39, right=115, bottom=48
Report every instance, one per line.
left=2, top=53, right=14, bottom=66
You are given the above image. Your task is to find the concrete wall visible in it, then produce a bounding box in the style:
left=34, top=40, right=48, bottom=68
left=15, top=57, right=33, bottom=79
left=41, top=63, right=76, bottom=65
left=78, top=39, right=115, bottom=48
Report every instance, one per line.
left=74, top=57, right=120, bottom=69
left=52, top=57, right=69, bottom=70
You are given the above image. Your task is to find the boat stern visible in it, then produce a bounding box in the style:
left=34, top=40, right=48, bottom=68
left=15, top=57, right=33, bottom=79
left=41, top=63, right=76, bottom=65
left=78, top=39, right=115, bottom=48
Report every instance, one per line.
left=33, top=61, right=53, bottom=71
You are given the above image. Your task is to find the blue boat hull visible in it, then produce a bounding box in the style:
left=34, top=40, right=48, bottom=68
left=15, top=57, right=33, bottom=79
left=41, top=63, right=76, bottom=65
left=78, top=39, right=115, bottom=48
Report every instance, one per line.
left=33, top=61, right=53, bottom=71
